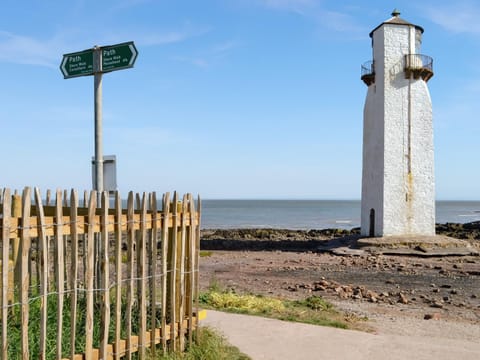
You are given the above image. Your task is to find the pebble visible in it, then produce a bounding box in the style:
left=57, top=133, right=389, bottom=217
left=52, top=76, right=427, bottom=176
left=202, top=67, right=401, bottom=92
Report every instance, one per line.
left=424, top=313, right=441, bottom=320
left=398, top=293, right=409, bottom=304
left=431, top=301, right=444, bottom=308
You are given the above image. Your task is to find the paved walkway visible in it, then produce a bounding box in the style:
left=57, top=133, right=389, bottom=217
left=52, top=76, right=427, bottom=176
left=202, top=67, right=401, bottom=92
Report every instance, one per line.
left=202, top=310, right=480, bottom=360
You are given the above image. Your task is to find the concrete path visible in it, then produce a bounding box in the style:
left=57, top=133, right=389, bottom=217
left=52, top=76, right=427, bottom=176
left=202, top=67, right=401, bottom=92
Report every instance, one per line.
left=202, top=310, right=480, bottom=360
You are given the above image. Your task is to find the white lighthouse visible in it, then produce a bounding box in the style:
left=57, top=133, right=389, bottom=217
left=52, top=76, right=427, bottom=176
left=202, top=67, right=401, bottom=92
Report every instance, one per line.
left=360, top=10, right=435, bottom=237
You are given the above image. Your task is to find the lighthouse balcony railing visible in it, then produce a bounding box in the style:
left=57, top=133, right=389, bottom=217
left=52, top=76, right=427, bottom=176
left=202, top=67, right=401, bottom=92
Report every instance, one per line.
left=361, top=60, right=375, bottom=86
left=404, top=54, right=434, bottom=82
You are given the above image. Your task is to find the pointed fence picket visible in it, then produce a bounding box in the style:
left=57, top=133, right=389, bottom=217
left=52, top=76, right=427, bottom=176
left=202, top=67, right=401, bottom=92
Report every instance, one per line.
left=0, top=187, right=201, bottom=360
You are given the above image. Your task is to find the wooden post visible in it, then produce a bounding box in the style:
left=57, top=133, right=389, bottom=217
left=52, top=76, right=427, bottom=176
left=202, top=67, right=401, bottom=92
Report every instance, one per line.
left=114, top=192, right=123, bottom=360
left=186, top=194, right=196, bottom=346
left=160, top=193, right=170, bottom=353
left=69, top=190, right=79, bottom=360
left=46, top=189, right=51, bottom=206
left=55, top=189, right=65, bottom=360
left=168, top=192, right=179, bottom=350
left=150, top=192, right=158, bottom=356
left=34, top=188, right=48, bottom=360
left=178, top=195, right=188, bottom=351
left=1, top=189, right=10, bottom=360
left=100, top=192, right=110, bottom=360
left=138, top=193, right=147, bottom=359
left=195, top=196, right=201, bottom=339
left=20, top=187, right=31, bottom=359
left=85, top=191, right=96, bottom=360
left=64, top=189, right=70, bottom=292
left=126, top=192, right=135, bottom=360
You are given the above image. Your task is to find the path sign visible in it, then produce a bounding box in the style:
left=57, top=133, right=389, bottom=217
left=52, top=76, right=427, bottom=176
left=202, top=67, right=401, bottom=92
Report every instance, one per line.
left=102, top=42, right=138, bottom=72
left=60, top=41, right=138, bottom=78
left=60, top=49, right=94, bottom=79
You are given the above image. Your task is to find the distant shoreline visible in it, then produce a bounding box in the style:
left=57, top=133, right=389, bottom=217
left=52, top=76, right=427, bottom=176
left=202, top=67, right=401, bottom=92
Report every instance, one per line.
left=200, top=222, right=480, bottom=250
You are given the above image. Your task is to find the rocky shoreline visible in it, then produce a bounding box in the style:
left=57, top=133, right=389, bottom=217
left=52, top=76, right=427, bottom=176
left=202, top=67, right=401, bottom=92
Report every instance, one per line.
left=198, top=221, right=480, bottom=336
left=200, top=222, right=480, bottom=251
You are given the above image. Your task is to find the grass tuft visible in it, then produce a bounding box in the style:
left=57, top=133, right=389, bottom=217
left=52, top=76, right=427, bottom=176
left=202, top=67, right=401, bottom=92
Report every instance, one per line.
left=200, top=288, right=367, bottom=330
left=199, top=251, right=213, bottom=258
left=154, top=327, right=250, bottom=360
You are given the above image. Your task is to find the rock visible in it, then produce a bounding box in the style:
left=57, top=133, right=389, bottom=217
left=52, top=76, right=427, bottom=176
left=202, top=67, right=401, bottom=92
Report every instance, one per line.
left=366, top=290, right=379, bottom=303
left=415, top=245, right=429, bottom=253
left=424, top=313, right=441, bottom=320
left=398, top=293, right=409, bottom=304
left=317, top=279, right=330, bottom=287
left=431, top=301, right=444, bottom=308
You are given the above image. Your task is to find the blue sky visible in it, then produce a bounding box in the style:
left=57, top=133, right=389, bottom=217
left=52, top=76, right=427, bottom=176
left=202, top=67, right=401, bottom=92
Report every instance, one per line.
left=1, top=0, right=479, bottom=200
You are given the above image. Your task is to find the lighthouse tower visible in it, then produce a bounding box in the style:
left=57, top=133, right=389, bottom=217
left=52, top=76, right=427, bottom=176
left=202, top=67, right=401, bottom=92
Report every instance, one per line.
left=360, top=10, right=435, bottom=237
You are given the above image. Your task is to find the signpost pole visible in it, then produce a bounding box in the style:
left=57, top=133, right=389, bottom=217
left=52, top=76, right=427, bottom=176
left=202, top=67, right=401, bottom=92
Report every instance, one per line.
left=93, top=46, right=104, bottom=196
left=93, top=46, right=103, bottom=296
left=60, top=41, right=138, bottom=196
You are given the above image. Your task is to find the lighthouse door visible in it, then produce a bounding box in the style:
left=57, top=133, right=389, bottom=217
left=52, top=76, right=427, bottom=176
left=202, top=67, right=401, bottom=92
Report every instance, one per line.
left=369, top=209, right=375, bottom=237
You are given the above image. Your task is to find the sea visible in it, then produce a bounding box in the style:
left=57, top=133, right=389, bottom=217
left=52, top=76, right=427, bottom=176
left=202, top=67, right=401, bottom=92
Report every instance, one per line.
left=200, top=200, right=480, bottom=230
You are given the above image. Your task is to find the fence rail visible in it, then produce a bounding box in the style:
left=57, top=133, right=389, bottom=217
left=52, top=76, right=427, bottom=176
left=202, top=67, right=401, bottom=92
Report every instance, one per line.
left=0, top=187, right=201, bottom=360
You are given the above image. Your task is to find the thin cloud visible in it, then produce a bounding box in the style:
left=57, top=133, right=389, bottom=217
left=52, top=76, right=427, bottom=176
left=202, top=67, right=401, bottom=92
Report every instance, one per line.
left=112, top=0, right=152, bottom=11
left=108, top=23, right=211, bottom=47
left=173, top=40, right=238, bottom=68
left=423, top=2, right=480, bottom=34
left=0, top=21, right=209, bottom=69
left=0, top=31, right=60, bottom=68
left=173, top=55, right=209, bottom=68
left=255, top=0, right=365, bottom=35
left=212, top=40, right=238, bottom=54
left=260, top=0, right=316, bottom=14
left=319, top=10, right=365, bottom=33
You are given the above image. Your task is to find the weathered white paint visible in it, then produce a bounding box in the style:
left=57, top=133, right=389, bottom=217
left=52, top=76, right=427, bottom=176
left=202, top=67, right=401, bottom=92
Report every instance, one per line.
left=361, top=14, right=435, bottom=237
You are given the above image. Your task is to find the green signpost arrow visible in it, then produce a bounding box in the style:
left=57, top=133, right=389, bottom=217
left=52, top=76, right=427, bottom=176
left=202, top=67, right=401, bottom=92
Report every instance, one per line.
left=102, top=41, right=138, bottom=72
left=60, top=49, right=94, bottom=78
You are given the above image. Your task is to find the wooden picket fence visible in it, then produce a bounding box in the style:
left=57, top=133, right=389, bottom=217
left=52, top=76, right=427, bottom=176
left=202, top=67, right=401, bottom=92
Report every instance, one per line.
left=0, top=187, right=201, bottom=360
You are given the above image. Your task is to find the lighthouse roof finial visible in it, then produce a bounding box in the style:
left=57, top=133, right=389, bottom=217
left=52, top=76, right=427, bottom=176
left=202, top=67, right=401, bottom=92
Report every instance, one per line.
left=369, top=9, right=423, bottom=37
